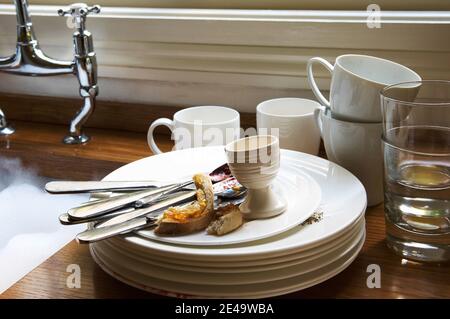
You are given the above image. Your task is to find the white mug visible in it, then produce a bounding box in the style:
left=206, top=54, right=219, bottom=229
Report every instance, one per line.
left=148, top=106, right=240, bottom=154
left=315, top=107, right=383, bottom=206
left=307, top=54, right=421, bottom=122
left=256, top=98, right=321, bottom=155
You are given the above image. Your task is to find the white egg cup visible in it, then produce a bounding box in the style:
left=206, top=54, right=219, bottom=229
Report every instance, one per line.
left=225, top=135, right=287, bottom=219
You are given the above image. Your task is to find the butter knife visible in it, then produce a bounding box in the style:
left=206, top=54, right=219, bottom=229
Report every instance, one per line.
left=67, top=183, right=182, bottom=220
left=45, top=180, right=169, bottom=194
left=76, top=190, right=196, bottom=243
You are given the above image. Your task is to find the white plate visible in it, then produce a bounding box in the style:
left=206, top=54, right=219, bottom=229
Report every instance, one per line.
left=138, top=168, right=321, bottom=246
left=99, top=215, right=365, bottom=272
left=100, top=147, right=366, bottom=261
left=90, top=229, right=365, bottom=298
left=93, top=220, right=365, bottom=285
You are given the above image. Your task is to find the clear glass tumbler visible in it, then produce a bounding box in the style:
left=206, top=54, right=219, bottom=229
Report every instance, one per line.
left=380, top=80, right=450, bottom=263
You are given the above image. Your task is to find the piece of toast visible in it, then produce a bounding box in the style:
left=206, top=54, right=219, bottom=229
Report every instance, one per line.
left=154, top=173, right=214, bottom=235
left=207, top=204, right=243, bottom=236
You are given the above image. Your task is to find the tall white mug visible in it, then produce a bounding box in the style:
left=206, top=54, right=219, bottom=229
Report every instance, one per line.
left=307, top=54, right=421, bottom=122
left=315, top=107, right=383, bottom=206
left=256, top=98, right=321, bottom=155
left=148, top=106, right=240, bottom=154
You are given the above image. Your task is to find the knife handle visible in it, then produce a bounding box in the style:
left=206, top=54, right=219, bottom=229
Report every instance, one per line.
left=76, top=216, right=157, bottom=243
left=59, top=206, right=135, bottom=225
left=45, top=180, right=164, bottom=194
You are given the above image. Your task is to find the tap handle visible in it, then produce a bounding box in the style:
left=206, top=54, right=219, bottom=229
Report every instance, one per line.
left=58, top=3, right=101, bottom=17
left=87, top=5, right=101, bottom=15
left=58, top=3, right=101, bottom=32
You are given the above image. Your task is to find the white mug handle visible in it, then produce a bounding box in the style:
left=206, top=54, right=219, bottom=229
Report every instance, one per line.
left=147, top=118, right=174, bottom=154
left=313, top=105, right=326, bottom=137
left=307, top=57, right=334, bottom=107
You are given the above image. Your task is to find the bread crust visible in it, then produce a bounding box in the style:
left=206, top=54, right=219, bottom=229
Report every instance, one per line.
left=207, top=204, right=243, bottom=236
left=154, top=173, right=214, bottom=235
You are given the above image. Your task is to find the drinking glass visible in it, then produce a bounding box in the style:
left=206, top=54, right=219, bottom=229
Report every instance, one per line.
left=381, top=80, right=450, bottom=262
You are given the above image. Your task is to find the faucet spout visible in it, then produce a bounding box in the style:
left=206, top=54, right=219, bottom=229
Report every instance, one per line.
left=63, top=93, right=96, bottom=144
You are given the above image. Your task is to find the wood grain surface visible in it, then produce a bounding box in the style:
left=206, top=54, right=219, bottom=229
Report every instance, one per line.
left=0, top=121, right=449, bottom=299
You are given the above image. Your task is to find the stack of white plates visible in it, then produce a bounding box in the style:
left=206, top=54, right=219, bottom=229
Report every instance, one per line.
left=90, top=147, right=367, bottom=298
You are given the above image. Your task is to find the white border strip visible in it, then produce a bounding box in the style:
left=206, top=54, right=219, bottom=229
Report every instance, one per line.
left=0, top=5, right=449, bottom=23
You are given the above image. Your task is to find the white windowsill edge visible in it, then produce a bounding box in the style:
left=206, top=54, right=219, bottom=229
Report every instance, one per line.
left=1, top=5, right=450, bottom=23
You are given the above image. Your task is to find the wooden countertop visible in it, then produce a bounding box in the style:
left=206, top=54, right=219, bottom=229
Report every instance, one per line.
left=1, top=121, right=449, bottom=299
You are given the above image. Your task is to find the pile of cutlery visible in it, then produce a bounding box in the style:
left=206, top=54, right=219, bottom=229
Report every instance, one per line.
left=46, top=165, right=246, bottom=244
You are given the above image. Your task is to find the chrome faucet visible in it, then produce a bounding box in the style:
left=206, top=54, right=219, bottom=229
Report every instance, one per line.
left=0, top=108, right=15, bottom=136
left=0, top=1, right=100, bottom=144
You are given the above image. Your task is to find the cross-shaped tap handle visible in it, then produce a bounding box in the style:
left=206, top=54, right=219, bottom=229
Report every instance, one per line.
left=58, top=3, right=101, bottom=18
left=58, top=3, right=100, bottom=32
